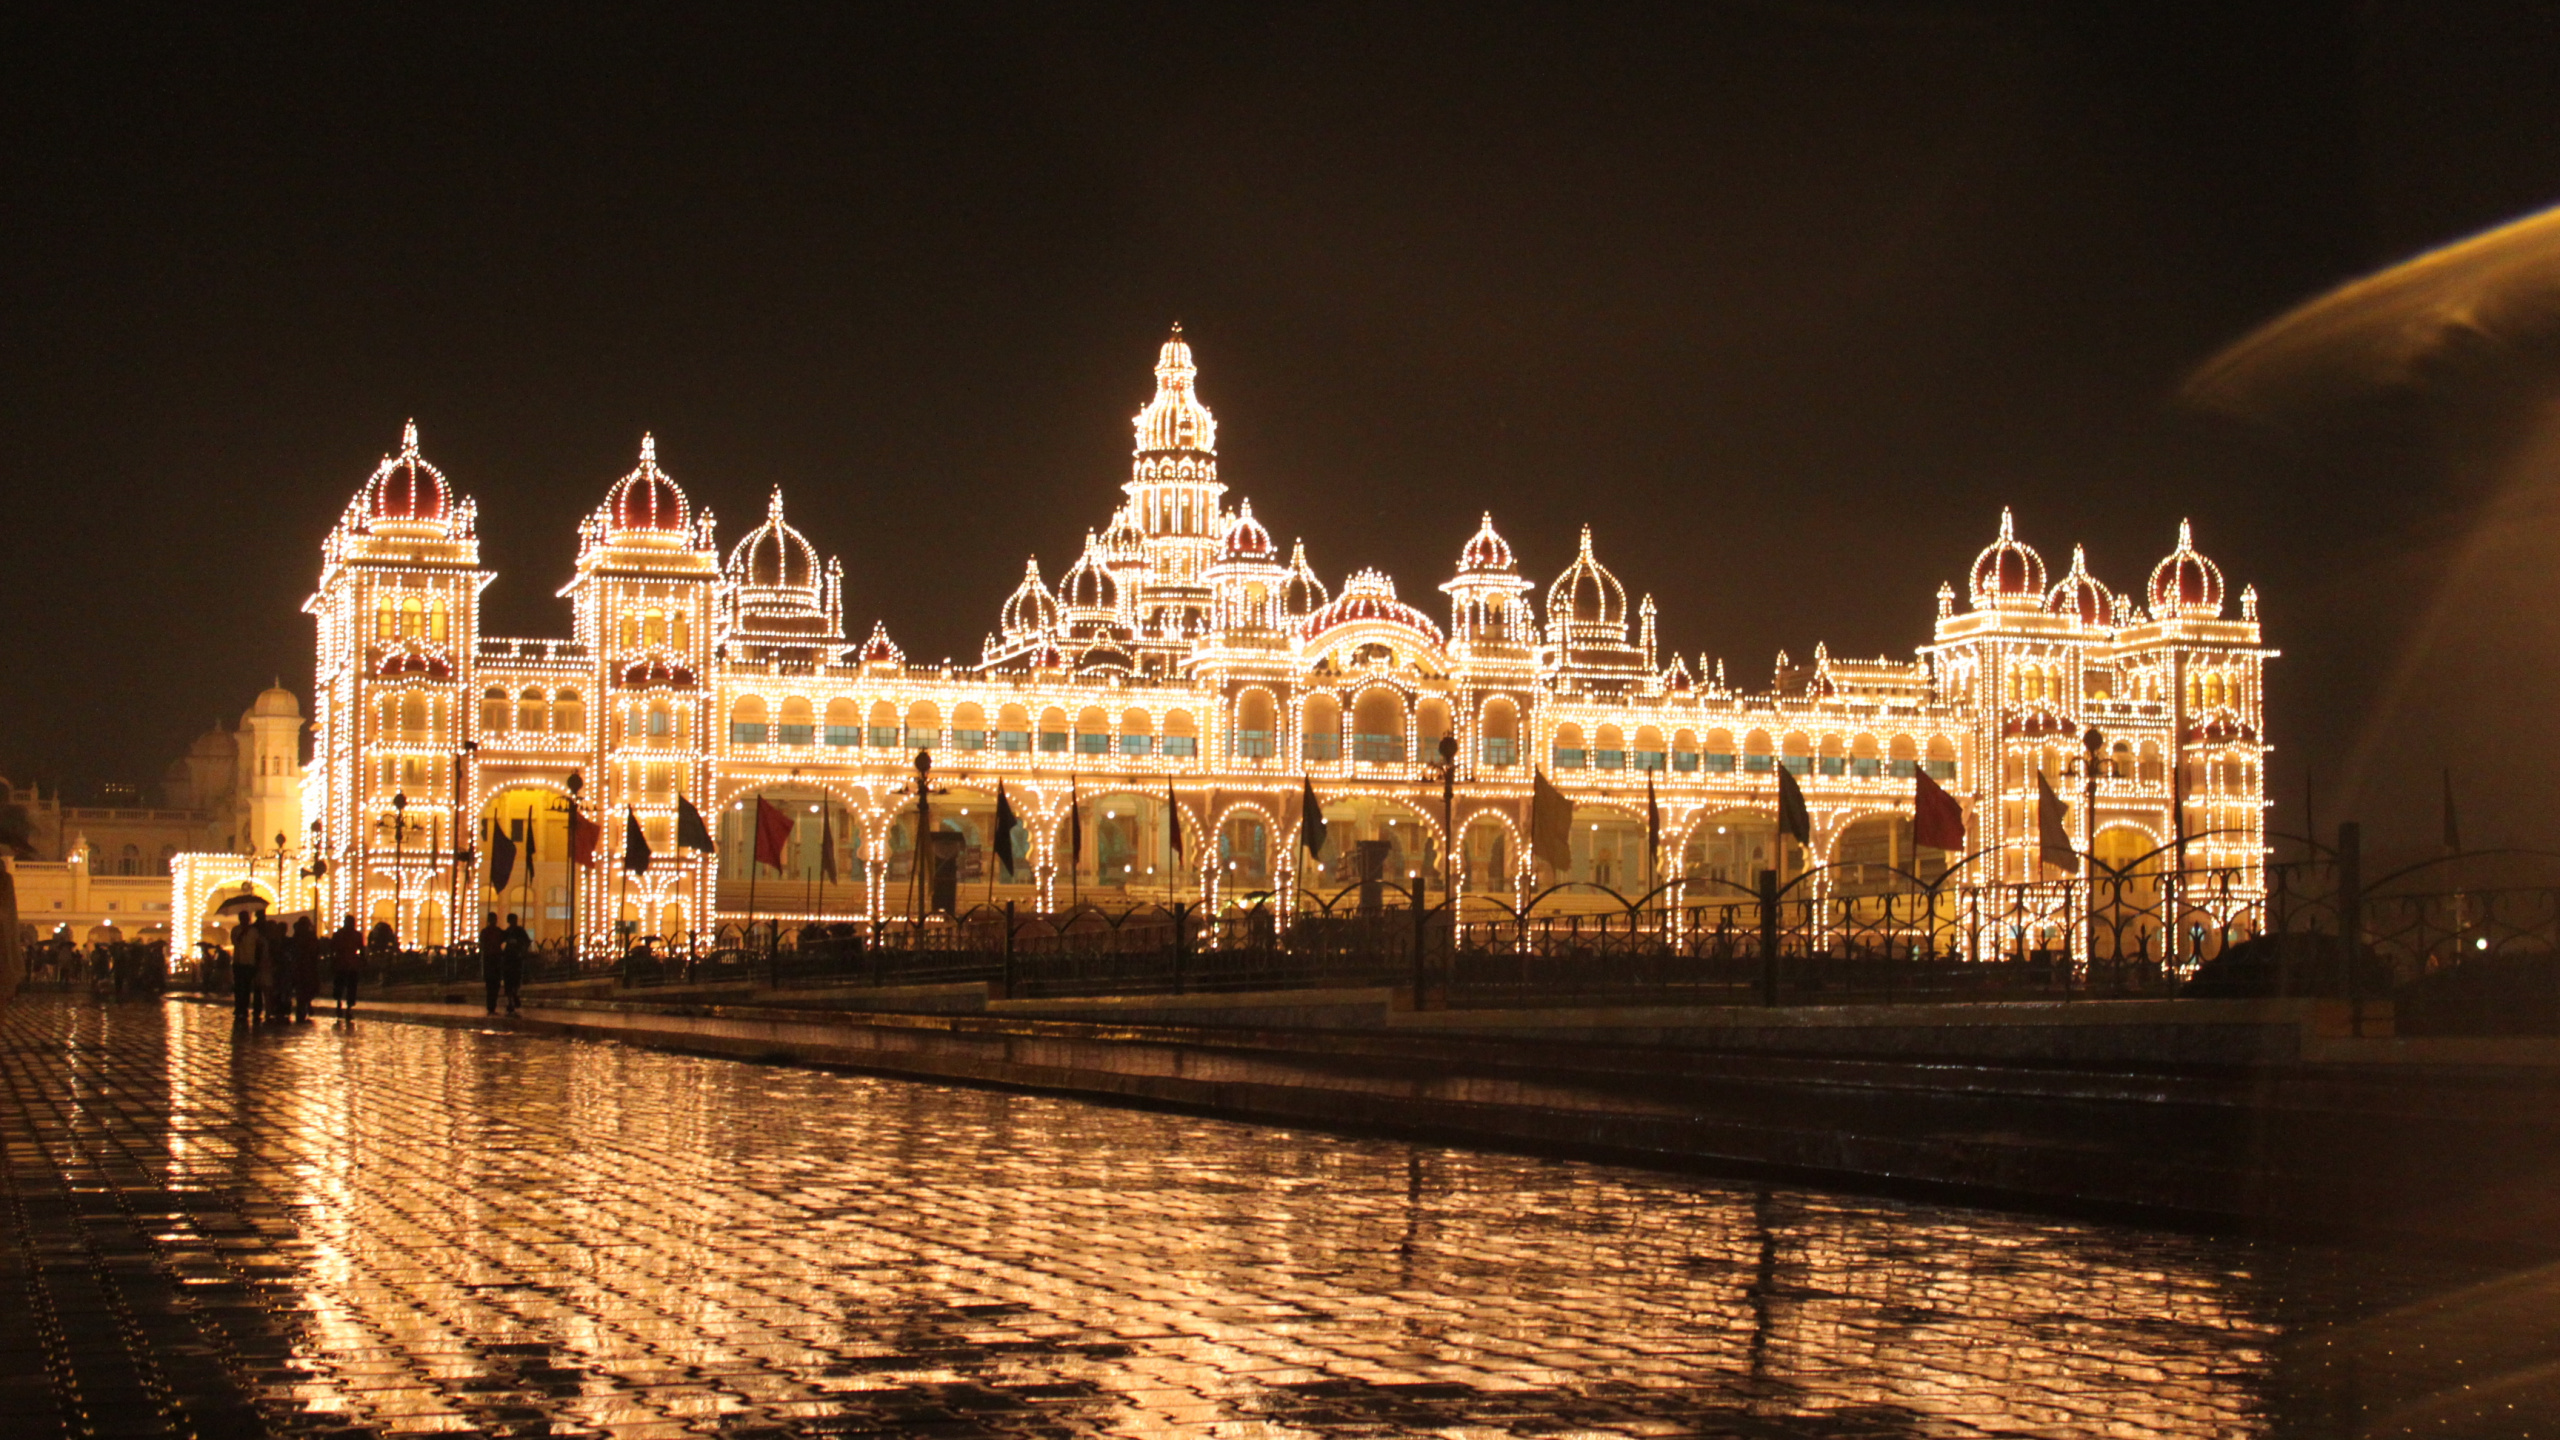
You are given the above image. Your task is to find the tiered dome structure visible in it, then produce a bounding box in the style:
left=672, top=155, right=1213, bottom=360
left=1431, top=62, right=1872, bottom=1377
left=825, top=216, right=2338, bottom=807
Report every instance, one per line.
left=2146, top=520, right=2226, bottom=620
left=1302, top=568, right=1442, bottom=643
left=719, top=488, right=843, bottom=664
left=605, top=435, right=690, bottom=537
left=1968, top=508, right=2046, bottom=610
left=2045, top=546, right=2112, bottom=627
left=364, top=421, right=453, bottom=530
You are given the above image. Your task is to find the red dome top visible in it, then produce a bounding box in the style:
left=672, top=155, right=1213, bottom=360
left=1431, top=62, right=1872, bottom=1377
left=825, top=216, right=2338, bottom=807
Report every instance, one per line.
left=2045, top=545, right=2113, bottom=627
left=2146, top=520, right=2226, bottom=619
left=1968, top=508, right=2047, bottom=609
left=1458, top=512, right=1515, bottom=572
left=1220, top=499, right=1275, bottom=560
left=860, top=620, right=904, bottom=667
left=1301, top=568, right=1443, bottom=642
left=605, top=435, right=689, bottom=536
left=366, top=421, right=451, bottom=528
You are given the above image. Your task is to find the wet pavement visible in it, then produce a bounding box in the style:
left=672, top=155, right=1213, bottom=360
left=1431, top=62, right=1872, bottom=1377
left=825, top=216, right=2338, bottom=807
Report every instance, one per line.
left=4, top=996, right=2555, bottom=1439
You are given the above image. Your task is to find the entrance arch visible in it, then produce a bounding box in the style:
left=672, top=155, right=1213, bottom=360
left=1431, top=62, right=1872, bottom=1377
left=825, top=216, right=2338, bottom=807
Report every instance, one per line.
left=477, top=784, right=574, bottom=944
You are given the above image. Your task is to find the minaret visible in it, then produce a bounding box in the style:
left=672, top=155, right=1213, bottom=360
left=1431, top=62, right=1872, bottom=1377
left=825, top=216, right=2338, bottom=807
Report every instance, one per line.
left=1122, top=325, right=1227, bottom=667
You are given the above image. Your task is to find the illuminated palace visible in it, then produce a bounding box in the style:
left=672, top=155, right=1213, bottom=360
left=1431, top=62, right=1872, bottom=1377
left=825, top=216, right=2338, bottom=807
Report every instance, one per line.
left=173, top=329, right=2271, bottom=953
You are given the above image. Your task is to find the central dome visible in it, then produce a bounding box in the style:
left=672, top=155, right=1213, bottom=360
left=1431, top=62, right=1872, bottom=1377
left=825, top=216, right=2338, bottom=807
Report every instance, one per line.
left=1133, top=324, right=1217, bottom=455
left=606, top=435, right=689, bottom=536
left=365, top=420, right=451, bottom=529
left=726, top=488, right=820, bottom=595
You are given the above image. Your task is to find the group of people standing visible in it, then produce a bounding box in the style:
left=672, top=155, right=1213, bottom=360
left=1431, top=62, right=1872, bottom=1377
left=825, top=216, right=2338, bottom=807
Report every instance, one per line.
left=229, top=911, right=362, bottom=1024
left=479, top=912, right=531, bottom=1014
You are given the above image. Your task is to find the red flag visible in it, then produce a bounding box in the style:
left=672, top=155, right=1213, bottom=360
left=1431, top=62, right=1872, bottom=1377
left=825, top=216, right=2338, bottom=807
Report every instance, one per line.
left=753, top=795, right=794, bottom=871
left=569, top=804, right=602, bottom=865
left=1914, top=765, right=1965, bottom=852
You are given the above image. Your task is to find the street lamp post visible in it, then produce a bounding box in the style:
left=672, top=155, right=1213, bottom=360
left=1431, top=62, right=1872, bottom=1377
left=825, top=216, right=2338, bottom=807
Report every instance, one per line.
left=391, top=791, right=408, bottom=944
left=2065, top=726, right=2111, bottom=987
left=450, top=739, right=477, bottom=954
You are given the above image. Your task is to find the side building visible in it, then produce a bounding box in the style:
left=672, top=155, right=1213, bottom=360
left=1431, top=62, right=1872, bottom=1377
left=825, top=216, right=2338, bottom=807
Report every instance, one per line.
left=170, top=331, right=2272, bottom=962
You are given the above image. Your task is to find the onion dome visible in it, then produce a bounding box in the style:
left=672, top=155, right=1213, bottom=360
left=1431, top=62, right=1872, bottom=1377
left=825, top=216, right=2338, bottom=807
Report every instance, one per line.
left=726, top=488, right=821, bottom=597
left=617, top=656, right=698, bottom=690
left=1280, top=540, right=1330, bottom=619
left=2146, top=520, right=2226, bottom=619
left=1001, top=557, right=1062, bottom=640
left=1968, top=508, right=2047, bottom=610
left=859, top=620, right=904, bottom=668
left=1099, top=504, right=1146, bottom=567
left=1302, top=568, right=1444, bottom=642
left=1060, top=532, right=1121, bottom=613
left=1547, top=526, right=1628, bottom=630
left=1457, top=512, right=1515, bottom=573
left=248, top=685, right=300, bottom=720
left=1220, top=499, right=1275, bottom=560
left=1133, top=324, right=1217, bottom=456
left=365, top=420, right=452, bottom=529
left=1662, top=655, right=1695, bottom=693
left=2045, top=545, right=2113, bottom=626
left=605, top=434, right=689, bottom=537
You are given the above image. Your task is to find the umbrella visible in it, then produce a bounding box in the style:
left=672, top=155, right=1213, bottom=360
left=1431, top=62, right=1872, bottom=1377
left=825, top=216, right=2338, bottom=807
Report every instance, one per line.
left=213, top=890, right=269, bottom=918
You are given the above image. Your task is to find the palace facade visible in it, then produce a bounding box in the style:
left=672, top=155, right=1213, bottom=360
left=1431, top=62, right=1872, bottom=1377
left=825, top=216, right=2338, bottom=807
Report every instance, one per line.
left=173, top=329, right=2273, bottom=955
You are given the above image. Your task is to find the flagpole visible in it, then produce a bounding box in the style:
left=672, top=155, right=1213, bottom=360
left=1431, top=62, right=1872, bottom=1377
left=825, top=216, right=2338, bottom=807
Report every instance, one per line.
left=744, top=792, right=760, bottom=957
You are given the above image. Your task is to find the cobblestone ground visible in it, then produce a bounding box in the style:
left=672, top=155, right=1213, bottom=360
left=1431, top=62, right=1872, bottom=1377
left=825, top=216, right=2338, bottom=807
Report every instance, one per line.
left=2, top=997, right=2549, bottom=1439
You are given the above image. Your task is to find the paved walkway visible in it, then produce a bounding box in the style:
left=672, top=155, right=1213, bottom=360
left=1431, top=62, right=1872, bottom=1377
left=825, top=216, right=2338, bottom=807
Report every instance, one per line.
left=3, top=996, right=2549, bottom=1438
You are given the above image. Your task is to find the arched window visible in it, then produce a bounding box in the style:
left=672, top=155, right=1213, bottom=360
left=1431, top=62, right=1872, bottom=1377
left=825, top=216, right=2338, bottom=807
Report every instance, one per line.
left=374, top=592, right=398, bottom=639
left=1233, top=691, right=1277, bottom=760
left=646, top=700, right=672, bottom=741
left=1743, top=729, right=1774, bottom=774
left=1553, top=722, right=1587, bottom=770
left=640, top=607, right=669, bottom=647
left=401, top=692, right=431, bottom=738
left=952, top=702, right=988, bottom=751
left=825, top=697, right=859, bottom=748
left=517, top=688, right=545, bottom=732
left=1593, top=723, right=1625, bottom=771
left=778, top=697, right=815, bottom=746
left=1119, top=707, right=1155, bottom=756
left=1352, top=689, right=1404, bottom=763
left=1924, top=736, right=1956, bottom=782
left=1479, top=696, right=1519, bottom=767
left=1164, top=708, right=1198, bottom=759
left=868, top=701, right=900, bottom=748
left=1817, top=733, right=1846, bottom=777
left=1302, top=695, right=1342, bottom=762
left=1888, top=734, right=1919, bottom=778
left=554, top=689, right=584, bottom=736
left=1671, top=727, right=1700, bottom=774
left=1075, top=706, right=1110, bottom=756
left=1704, top=728, right=1736, bottom=774
left=1416, top=697, right=1453, bottom=763
left=1782, top=731, right=1812, bottom=777
left=1037, top=705, right=1068, bottom=754
left=399, top=595, right=427, bottom=639
left=996, top=701, right=1031, bottom=753
left=730, top=695, right=769, bottom=745
left=906, top=700, right=942, bottom=751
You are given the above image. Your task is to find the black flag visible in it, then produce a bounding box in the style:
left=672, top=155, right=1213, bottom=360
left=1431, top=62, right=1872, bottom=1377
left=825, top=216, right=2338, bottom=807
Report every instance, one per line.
left=675, top=794, right=716, bottom=854
left=623, top=807, right=653, bottom=875
left=1299, top=775, right=1326, bottom=858
left=993, top=781, right=1019, bottom=876
left=1167, top=779, right=1184, bottom=858
left=1068, top=779, right=1083, bottom=867
left=488, top=822, right=518, bottom=893
left=1775, top=761, right=1812, bottom=846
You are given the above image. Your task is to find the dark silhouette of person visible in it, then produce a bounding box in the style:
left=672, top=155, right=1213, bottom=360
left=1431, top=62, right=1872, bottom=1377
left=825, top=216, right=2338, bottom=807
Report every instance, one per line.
left=330, top=915, right=362, bottom=1017
left=229, top=914, right=260, bottom=1024
left=501, top=912, right=531, bottom=1014
left=258, top=915, right=288, bottom=1022
left=289, top=915, right=321, bottom=1022
left=480, top=912, right=505, bottom=1015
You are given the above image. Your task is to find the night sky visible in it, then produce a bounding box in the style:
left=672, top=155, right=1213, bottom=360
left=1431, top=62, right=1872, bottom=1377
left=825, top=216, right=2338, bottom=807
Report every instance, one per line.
left=9, top=2, right=2560, bottom=853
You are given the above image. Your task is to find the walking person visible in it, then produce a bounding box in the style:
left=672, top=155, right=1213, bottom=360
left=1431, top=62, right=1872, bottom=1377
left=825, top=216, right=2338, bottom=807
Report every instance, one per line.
left=289, top=916, right=321, bottom=1023
left=256, top=914, right=286, bottom=1022
left=479, top=912, right=505, bottom=1015
left=501, top=912, right=531, bottom=1014
left=230, top=914, right=262, bottom=1024
left=329, top=914, right=362, bottom=1018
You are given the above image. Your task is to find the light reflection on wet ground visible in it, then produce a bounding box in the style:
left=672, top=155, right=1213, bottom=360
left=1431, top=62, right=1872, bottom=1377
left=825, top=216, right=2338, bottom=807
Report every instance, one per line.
left=3, top=997, right=2546, bottom=1438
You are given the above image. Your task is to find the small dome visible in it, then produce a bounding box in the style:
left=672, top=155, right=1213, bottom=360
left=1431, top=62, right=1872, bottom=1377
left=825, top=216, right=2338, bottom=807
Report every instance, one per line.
left=1458, top=512, right=1515, bottom=573
left=1302, top=568, right=1443, bottom=642
left=1221, top=499, right=1275, bottom=560
left=1280, top=540, right=1330, bottom=619
left=1546, top=526, right=1627, bottom=629
left=1968, top=508, right=2047, bottom=609
left=1099, top=504, right=1145, bottom=567
left=1060, top=534, right=1121, bottom=613
left=606, top=434, right=689, bottom=536
left=365, top=420, right=451, bottom=528
left=2146, top=520, right=2226, bottom=619
left=1662, top=655, right=1695, bottom=693
left=1132, top=324, right=1217, bottom=455
left=1076, top=639, right=1136, bottom=674
left=2045, top=545, right=2113, bottom=626
left=248, top=685, right=300, bottom=719
left=726, top=488, right=821, bottom=595
left=189, top=729, right=236, bottom=759
left=1002, top=557, right=1062, bottom=639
